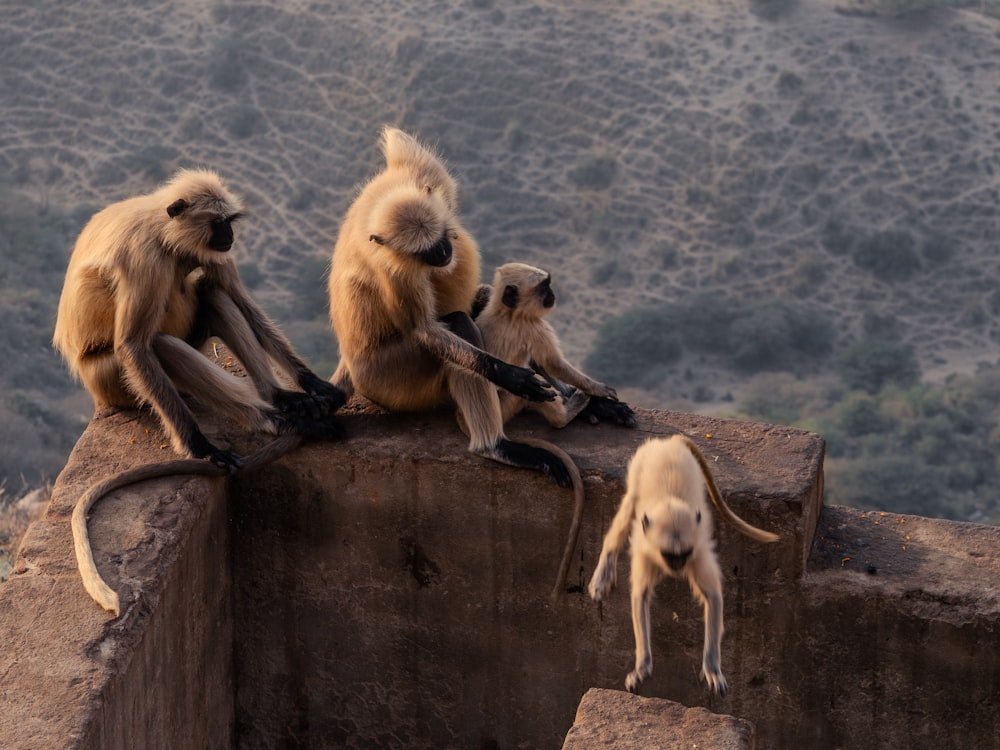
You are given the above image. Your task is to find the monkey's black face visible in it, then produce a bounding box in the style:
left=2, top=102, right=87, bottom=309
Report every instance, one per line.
left=418, top=233, right=453, bottom=267
left=538, top=276, right=555, bottom=308
left=207, top=216, right=237, bottom=252
left=662, top=548, right=692, bottom=571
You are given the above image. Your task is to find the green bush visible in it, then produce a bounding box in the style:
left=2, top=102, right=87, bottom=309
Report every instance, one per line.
left=851, top=229, right=921, bottom=282
left=584, top=306, right=682, bottom=388
left=837, top=336, right=919, bottom=393
left=568, top=152, right=617, bottom=190
left=728, top=300, right=833, bottom=372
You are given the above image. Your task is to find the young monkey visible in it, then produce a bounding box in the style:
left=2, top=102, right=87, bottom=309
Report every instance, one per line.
left=588, top=434, right=779, bottom=696
left=474, top=262, right=636, bottom=429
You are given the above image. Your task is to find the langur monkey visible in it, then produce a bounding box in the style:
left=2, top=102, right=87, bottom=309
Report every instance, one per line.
left=475, top=262, right=637, bottom=599
left=328, top=127, right=574, bottom=487
left=475, top=262, right=637, bottom=429
left=54, top=169, right=345, bottom=615
left=588, top=435, right=779, bottom=695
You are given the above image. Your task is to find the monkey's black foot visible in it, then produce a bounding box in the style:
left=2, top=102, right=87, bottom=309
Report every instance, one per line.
left=580, top=396, right=637, bottom=427
left=493, top=438, right=572, bottom=487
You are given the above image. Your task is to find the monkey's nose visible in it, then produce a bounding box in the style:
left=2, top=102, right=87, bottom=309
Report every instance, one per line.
left=663, top=549, right=692, bottom=571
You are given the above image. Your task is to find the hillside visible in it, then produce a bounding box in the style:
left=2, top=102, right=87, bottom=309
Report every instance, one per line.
left=1, top=0, right=999, bottom=520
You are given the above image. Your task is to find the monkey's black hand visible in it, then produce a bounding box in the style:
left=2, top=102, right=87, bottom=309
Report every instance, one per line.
left=580, top=396, right=637, bottom=427
left=490, top=361, right=556, bottom=403
left=298, top=374, right=348, bottom=417
left=191, top=432, right=243, bottom=473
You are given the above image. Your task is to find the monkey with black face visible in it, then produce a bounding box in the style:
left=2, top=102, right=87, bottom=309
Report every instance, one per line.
left=588, top=435, right=779, bottom=696
left=328, top=127, right=573, bottom=486
left=475, top=262, right=636, bottom=429
left=54, top=168, right=345, bottom=614
left=54, top=168, right=345, bottom=467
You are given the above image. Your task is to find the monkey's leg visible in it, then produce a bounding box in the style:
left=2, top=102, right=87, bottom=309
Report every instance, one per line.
left=76, top=350, right=134, bottom=409
left=530, top=388, right=591, bottom=428
left=330, top=361, right=356, bottom=399
left=691, top=553, right=728, bottom=696
left=625, top=556, right=657, bottom=693
left=202, top=287, right=345, bottom=418
left=153, top=335, right=273, bottom=436
left=447, top=365, right=572, bottom=487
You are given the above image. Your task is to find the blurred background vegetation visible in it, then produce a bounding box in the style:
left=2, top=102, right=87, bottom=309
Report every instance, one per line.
left=1, top=0, right=999, bottom=531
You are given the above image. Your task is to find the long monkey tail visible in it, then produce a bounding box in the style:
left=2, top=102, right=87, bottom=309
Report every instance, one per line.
left=515, top=437, right=585, bottom=603
left=72, top=433, right=306, bottom=616
left=677, top=434, right=780, bottom=544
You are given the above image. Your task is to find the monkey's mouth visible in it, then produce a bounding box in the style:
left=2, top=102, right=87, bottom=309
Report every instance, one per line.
left=662, top=549, right=692, bottom=571
left=419, top=234, right=453, bottom=267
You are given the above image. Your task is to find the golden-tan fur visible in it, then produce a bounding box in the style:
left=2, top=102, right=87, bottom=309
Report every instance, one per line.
left=328, top=128, right=574, bottom=490
left=477, top=262, right=628, bottom=427
left=54, top=168, right=344, bottom=615
left=588, top=434, right=778, bottom=695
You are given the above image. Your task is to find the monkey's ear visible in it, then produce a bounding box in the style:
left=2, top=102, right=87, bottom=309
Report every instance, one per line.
left=166, top=198, right=189, bottom=218
left=641, top=513, right=650, bottom=532
left=501, top=284, right=519, bottom=309
left=369, top=234, right=385, bottom=245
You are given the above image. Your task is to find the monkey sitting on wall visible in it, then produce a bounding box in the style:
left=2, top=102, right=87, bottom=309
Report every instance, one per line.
left=54, top=169, right=345, bottom=615
left=474, top=262, right=636, bottom=429
left=54, top=168, right=345, bottom=468
left=588, top=434, right=779, bottom=696
left=328, top=127, right=576, bottom=487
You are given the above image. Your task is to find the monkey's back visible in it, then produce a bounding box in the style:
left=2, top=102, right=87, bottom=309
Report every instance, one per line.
left=629, top=436, right=707, bottom=512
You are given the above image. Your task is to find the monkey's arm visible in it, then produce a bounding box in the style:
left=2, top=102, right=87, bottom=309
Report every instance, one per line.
left=531, top=341, right=618, bottom=400
left=588, top=491, right=638, bottom=600
left=217, top=271, right=346, bottom=417
left=414, top=323, right=556, bottom=403
left=114, top=271, right=240, bottom=470
left=527, top=324, right=636, bottom=426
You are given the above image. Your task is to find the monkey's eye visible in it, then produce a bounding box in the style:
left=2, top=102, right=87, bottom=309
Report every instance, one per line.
left=696, top=510, right=702, bottom=524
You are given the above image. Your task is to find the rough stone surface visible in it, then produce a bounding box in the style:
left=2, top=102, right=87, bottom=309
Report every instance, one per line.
left=562, top=688, right=755, bottom=749
left=1, top=402, right=998, bottom=749
left=0, top=409, right=233, bottom=750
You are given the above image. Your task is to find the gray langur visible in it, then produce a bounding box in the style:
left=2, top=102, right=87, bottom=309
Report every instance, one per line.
left=588, top=434, right=779, bottom=696
left=53, top=168, right=345, bottom=615
left=474, top=262, right=637, bottom=429
left=474, top=262, right=637, bottom=599
left=328, top=127, right=575, bottom=487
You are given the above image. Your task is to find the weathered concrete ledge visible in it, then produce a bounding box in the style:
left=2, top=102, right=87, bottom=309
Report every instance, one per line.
left=0, top=403, right=996, bottom=749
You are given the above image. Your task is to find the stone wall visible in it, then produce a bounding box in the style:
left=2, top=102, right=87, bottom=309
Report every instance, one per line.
left=0, top=405, right=997, bottom=749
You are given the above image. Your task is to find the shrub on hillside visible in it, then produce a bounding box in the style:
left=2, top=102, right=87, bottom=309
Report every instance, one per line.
left=851, top=229, right=921, bottom=281
left=837, top=336, right=919, bottom=393
left=584, top=306, right=681, bottom=388
left=728, top=300, right=833, bottom=372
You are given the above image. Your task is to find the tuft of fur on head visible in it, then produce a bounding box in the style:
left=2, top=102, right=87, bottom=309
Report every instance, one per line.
left=368, top=184, right=449, bottom=257
left=157, top=169, right=244, bottom=260
left=380, top=127, right=458, bottom=210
